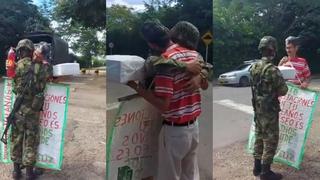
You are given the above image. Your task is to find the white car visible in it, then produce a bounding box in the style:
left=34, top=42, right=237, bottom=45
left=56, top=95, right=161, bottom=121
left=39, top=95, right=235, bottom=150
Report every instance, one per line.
left=218, top=60, right=258, bottom=87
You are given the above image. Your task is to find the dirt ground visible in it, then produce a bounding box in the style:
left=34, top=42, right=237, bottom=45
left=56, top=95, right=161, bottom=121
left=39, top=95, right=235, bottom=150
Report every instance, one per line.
left=214, top=88, right=320, bottom=180
left=0, top=74, right=106, bottom=180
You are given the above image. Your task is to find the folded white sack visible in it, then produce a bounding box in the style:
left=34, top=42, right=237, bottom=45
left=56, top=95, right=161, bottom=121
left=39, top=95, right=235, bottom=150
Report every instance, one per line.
left=107, top=55, right=145, bottom=84
left=53, top=63, right=80, bottom=76
left=278, top=66, right=296, bottom=80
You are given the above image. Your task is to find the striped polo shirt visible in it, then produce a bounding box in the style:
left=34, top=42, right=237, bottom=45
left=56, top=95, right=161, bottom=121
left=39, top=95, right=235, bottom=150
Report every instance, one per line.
left=282, top=57, right=311, bottom=85
left=154, top=44, right=201, bottom=124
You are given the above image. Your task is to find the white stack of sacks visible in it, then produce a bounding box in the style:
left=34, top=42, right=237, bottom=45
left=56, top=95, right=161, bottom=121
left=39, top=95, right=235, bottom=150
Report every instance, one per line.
left=106, top=55, right=145, bottom=84
left=53, top=63, right=80, bottom=76
left=278, top=66, right=297, bottom=80
left=34, top=42, right=80, bottom=76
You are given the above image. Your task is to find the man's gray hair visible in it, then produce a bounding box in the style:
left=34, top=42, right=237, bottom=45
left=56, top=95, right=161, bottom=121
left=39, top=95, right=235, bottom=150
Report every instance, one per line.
left=285, top=36, right=300, bottom=47
left=35, top=41, right=51, bottom=59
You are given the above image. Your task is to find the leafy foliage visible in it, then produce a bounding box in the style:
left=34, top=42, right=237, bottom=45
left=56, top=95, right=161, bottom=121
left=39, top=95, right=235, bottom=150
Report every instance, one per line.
left=107, top=0, right=213, bottom=63
left=54, top=0, right=105, bottom=30
left=52, top=0, right=106, bottom=68
left=0, top=0, right=50, bottom=74
left=214, top=0, right=320, bottom=75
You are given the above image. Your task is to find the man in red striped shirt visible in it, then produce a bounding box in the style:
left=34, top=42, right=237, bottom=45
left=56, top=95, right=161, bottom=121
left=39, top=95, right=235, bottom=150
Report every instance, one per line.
left=128, top=20, right=206, bottom=180
left=278, top=36, right=311, bottom=88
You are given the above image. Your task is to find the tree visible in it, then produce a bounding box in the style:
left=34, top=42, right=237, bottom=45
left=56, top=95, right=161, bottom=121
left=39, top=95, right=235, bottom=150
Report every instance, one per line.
left=53, top=0, right=105, bottom=30
left=52, top=0, right=106, bottom=68
left=106, top=5, right=148, bottom=57
left=107, top=0, right=213, bottom=63
left=0, top=0, right=50, bottom=74
left=213, top=0, right=320, bottom=75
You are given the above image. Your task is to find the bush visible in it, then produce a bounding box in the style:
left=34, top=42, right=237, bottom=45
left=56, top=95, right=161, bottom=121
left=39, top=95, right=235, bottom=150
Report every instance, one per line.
left=92, top=58, right=105, bottom=67
left=77, top=56, right=91, bottom=69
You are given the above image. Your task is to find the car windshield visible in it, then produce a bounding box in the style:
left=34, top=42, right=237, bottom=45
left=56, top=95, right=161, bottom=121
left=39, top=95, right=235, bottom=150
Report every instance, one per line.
left=234, top=64, right=250, bottom=71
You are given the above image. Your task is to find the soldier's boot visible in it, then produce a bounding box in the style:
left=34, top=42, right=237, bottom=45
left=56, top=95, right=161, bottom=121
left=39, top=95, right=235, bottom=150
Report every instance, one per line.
left=26, top=166, right=36, bottom=180
left=12, top=163, right=22, bottom=180
left=34, top=168, right=44, bottom=176
left=253, top=159, right=261, bottom=176
left=260, top=164, right=283, bottom=180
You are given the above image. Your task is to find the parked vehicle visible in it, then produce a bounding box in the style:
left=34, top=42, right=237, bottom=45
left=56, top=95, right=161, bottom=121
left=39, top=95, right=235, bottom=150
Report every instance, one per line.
left=22, top=32, right=70, bottom=65
left=218, top=60, right=259, bottom=87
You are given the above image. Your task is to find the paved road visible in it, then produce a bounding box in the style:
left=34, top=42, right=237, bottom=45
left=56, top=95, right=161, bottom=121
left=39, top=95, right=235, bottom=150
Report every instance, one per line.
left=213, top=85, right=252, bottom=149
left=107, top=81, right=213, bottom=180
left=213, top=79, right=320, bottom=150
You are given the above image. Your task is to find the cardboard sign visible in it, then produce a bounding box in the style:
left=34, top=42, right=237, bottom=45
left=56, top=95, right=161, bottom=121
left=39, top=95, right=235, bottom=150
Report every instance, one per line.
left=107, top=97, right=162, bottom=180
left=0, top=78, right=70, bottom=170
left=248, top=83, right=319, bottom=169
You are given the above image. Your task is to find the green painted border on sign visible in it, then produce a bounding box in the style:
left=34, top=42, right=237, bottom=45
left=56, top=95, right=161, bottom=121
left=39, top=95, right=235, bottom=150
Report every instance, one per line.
left=0, top=78, right=14, bottom=163
left=106, top=101, right=125, bottom=179
left=296, top=85, right=319, bottom=169
left=59, top=85, right=70, bottom=170
left=0, top=78, right=8, bottom=163
left=247, top=83, right=320, bottom=169
left=0, top=78, right=70, bottom=170
left=35, top=84, right=70, bottom=170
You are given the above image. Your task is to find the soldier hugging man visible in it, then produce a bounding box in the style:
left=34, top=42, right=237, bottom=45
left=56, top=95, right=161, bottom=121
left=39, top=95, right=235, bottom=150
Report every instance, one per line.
left=10, top=39, right=47, bottom=180
left=250, top=36, right=288, bottom=180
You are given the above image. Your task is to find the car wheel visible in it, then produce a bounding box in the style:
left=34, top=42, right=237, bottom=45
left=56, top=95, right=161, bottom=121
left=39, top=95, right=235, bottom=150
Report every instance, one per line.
left=239, top=76, right=249, bottom=87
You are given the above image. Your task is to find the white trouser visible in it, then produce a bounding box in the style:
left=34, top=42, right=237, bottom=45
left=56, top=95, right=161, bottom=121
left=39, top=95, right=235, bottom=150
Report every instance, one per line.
left=156, top=121, right=200, bottom=180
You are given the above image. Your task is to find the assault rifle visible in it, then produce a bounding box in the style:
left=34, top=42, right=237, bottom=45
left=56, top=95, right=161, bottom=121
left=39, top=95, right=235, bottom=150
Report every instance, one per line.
left=1, top=62, right=35, bottom=144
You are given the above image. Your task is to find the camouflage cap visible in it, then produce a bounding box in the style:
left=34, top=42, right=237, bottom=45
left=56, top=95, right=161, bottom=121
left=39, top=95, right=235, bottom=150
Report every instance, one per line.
left=170, top=21, right=200, bottom=50
left=258, top=36, right=277, bottom=51
left=16, top=39, right=34, bottom=51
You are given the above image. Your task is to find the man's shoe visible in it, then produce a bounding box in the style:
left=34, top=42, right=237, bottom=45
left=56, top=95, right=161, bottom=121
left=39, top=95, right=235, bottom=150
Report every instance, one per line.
left=34, top=168, right=44, bottom=176
left=260, top=164, right=283, bottom=180
left=26, top=166, right=36, bottom=180
left=253, top=159, right=261, bottom=176
left=12, top=163, right=22, bottom=180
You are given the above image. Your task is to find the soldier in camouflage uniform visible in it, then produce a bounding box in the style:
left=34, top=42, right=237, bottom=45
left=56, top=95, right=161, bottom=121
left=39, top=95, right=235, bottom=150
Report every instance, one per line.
left=250, top=36, right=288, bottom=180
left=11, top=39, right=47, bottom=180
left=143, top=20, right=210, bottom=90
left=33, top=41, right=53, bottom=176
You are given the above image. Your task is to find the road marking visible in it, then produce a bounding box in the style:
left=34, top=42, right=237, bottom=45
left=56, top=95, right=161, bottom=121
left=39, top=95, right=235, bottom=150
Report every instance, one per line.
left=60, top=82, right=86, bottom=85
left=214, top=99, right=253, bottom=115
left=107, top=102, right=121, bottom=111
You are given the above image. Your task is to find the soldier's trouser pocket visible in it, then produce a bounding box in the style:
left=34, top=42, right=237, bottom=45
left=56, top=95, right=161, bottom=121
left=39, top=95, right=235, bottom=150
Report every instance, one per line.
left=31, top=94, right=44, bottom=111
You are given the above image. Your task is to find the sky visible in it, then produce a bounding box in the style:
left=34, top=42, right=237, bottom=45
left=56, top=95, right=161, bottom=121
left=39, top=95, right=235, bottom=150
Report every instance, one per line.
left=32, top=0, right=43, bottom=6
left=31, top=0, right=105, bottom=57
left=107, top=0, right=146, bottom=12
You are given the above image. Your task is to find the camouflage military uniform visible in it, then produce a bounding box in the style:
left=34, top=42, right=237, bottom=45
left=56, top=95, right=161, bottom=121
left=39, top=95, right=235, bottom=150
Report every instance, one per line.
left=11, top=56, right=47, bottom=166
left=250, top=57, right=288, bottom=164
left=42, top=60, right=53, bottom=81
left=144, top=21, right=211, bottom=89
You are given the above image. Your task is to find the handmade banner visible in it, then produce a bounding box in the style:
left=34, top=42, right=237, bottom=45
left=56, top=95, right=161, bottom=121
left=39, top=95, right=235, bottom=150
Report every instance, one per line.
left=107, top=97, right=162, bottom=180
left=248, top=83, right=319, bottom=169
left=0, top=78, right=70, bottom=170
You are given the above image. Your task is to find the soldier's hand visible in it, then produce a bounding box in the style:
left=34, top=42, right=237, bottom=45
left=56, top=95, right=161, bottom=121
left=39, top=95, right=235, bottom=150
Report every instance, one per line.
left=184, top=75, right=202, bottom=92
left=186, top=60, right=201, bottom=75
left=127, top=81, right=139, bottom=91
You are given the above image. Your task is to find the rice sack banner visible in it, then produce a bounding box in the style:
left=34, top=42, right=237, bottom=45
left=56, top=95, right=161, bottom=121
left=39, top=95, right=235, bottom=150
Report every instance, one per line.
left=0, top=78, right=70, bottom=170
left=107, top=97, right=162, bottom=180
left=248, top=83, right=319, bottom=169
